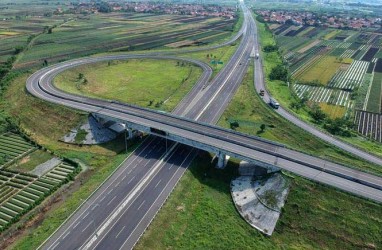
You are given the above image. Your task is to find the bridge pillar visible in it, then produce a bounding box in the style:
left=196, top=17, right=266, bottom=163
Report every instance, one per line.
left=126, top=127, right=133, bottom=140
left=216, top=152, right=229, bottom=169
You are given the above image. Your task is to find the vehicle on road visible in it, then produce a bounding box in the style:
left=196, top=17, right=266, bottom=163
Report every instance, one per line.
left=255, top=52, right=259, bottom=59
left=259, top=89, right=264, bottom=96
left=269, top=98, right=279, bottom=109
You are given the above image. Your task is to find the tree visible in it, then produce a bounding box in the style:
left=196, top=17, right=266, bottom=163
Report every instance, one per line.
left=14, top=46, right=24, bottom=54
left=263, top=44, right=278, bottom=52
left=260, top=124, right=266, bottom=132
left=269, top=65, right=288, bottom=81
left=230, top=121, right=239, bottom=130
left=78, top=73, right=84, bottom=80
left=309, top=104, right=326, bottom=124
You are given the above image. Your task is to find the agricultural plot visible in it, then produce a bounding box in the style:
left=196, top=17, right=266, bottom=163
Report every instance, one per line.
left=354, top=111, right=381, bottom=142
left=296, top=56, right=342, bottom=85
left=0, top=133, right=36, bottom=168
left=0, top=162, right=78, bottom=231
left=17, top=13, right=236, bottom=68
left=328, top=60, right=369, bottom=90
left=340, top=49, right=356, bottom=58
left=291, top=46, right=329, bottom=76
left=293, top=84, right=353, bottom=108
left=274, top=22, right=381, bottom=124
left=366, top=72, right=382, bottom=113
left=361, top=47, right=379, bottom=62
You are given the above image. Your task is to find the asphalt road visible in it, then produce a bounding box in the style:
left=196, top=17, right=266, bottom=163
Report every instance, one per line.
left=27, top=3, right=382, bottom=250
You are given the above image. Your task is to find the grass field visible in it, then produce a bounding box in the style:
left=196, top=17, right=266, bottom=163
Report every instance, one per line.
left=318, top=103, right=347, bottom=119
left=297, top=56, right=343, bottom=85
left=54, top=59, right=202, bottom=112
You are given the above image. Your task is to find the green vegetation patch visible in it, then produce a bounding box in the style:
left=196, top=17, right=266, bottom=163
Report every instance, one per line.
left=54, top=59, right=203, bottom=112
left=136, top=153, right=382, bottom=250
left=7, top=150, right=53, bottom=173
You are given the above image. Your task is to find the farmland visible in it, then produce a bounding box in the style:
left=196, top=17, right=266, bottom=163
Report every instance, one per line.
left=0, top=133, right=36, bottom=167
left=270, top=21, right=381, bottom=111
left=261, top=13, right=382, bottom=144
left=0, top=0, right=238, bottom=69
left=15, top=13, right=237, bottom=69
left=0, top=160, right=79, bottom=232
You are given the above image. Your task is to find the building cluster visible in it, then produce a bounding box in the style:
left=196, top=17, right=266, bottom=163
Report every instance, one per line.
left=56, top=2, right=236, bottom=18
left=123, top=2, right=236, bottom=18
left=257, top=10, right=382, bottom=29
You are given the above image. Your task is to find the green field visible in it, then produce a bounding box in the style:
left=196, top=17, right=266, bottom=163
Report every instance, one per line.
left=367, top=72, right=382, bottom=113
left=54, top=59, right=203, bottom=112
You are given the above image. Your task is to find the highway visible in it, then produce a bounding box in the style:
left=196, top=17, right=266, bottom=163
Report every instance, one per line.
left=34, top=4, right=257, bottom=250
left=26, top=3, right=382, bottom=250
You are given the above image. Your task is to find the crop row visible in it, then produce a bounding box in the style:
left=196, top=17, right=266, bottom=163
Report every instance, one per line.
left=0, top=133, right=36, bottom=167
left=340, top=49, right=356, bottom=58
left=354, top=111, right=382, bottom=142
left=291, top=46, right=329, bottom=77
left=294, top=84, right=352, bottom=108
left=361, top=47, right=379, bottom=62
left=328, top=60, right=369, bottom=90
left=0, top=162, right=78, bottom=231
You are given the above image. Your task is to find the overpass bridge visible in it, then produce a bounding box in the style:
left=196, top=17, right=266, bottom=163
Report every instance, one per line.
left=28, top=60, right=382, bottom=202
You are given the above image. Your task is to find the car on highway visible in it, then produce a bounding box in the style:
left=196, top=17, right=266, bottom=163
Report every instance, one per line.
left=269, top=98, right=279, bottom=109
left=259, top=89, right=264, bottom=96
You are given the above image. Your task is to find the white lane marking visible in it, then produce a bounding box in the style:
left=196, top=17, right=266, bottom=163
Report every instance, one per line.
left=62, top=231, right=70, bottom=240
left=107, top=196, right=117, bottom=207
left=168, top=164, right=174, bottom=170
left=83, top=212, right=89, bottom=220
left=107, top=188, right=113, bottom=195
left=137, top=200, right=146, bottom=210
left=121, top=149, right=195, bottom=249
left=115, top=181, right=120, bottom=187
left=99, top=196, right=105, bottom=203
left=127, top=176, right=136, bottom=185
left=72, top=221, right=80, bottom=229
left=121, top=175, right=126, bottom=181
left=50, top=242, right=60, bottom=250
left=154, top=179, right=162, bottom=188
left=83, top=143, right=178, bottom=250
left=82, top=221, right=93, bottom=232
left=115, top=226, right=126, bottom=239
